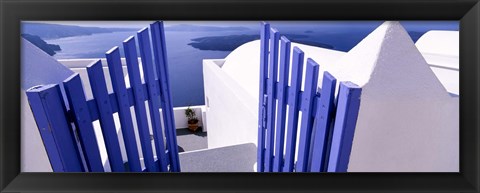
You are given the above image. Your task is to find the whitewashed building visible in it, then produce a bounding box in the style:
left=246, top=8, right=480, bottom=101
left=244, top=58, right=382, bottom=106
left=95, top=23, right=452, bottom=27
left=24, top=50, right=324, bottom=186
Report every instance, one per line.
left=21, top=21, right=458, bottom=172
left=203, top=21, right=458, bottom=172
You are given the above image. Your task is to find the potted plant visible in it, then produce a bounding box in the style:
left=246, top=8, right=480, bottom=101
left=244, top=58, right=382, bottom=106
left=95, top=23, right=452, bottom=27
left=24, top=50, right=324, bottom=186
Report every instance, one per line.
left=185, top=106, right=199, bottom=132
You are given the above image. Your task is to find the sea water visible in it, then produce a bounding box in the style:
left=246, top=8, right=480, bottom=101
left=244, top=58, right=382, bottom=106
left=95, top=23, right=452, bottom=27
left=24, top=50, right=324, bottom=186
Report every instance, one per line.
left=45, top=21, right=459, bottom=107
left=47, top=30, right=247, bottom=107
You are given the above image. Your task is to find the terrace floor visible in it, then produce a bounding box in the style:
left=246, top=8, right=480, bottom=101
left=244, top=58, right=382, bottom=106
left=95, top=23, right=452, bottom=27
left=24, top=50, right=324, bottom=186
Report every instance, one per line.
left=175, top=128, right=257, bottom=172
left=176, top=128, right=208, bottom=152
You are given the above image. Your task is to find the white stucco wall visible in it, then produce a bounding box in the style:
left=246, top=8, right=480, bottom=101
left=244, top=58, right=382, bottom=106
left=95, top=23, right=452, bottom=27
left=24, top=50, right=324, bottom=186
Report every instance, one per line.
left=203, top=59, right=258, bottom=148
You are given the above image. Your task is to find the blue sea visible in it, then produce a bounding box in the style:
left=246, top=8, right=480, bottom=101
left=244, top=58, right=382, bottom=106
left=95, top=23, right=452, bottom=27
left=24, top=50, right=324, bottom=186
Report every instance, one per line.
left=45, top=21, right=459, bottom=107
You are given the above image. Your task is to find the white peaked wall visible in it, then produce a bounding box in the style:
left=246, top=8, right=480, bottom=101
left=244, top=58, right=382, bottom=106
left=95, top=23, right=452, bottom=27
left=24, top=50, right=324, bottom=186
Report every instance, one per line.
left=329, top=21, right=458, bottom=172
left=21, top=38, right=75, bottom=172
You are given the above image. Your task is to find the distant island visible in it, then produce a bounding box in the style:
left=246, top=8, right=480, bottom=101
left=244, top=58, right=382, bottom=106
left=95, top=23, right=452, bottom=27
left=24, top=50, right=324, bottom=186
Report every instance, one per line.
left=188, top=34, right=334, bottom=51
left=165, top=24, right=250, bottom=31
left=21, top=34, right=61, bottom=56
left=21, top=22, right=138, bottom=39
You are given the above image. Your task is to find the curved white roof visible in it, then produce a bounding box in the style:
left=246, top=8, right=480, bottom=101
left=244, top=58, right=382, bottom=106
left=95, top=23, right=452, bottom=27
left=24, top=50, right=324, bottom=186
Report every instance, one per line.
left=221, top=40, right=345, bottom=97
left=416, top=30, right=459, bottom=57
left=415, top=30, right=459, bottom=95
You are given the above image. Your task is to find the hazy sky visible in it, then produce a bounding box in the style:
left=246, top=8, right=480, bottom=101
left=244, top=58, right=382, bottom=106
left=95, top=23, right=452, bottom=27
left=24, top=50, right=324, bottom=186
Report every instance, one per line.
left=24, top=21, right=259, bottom=28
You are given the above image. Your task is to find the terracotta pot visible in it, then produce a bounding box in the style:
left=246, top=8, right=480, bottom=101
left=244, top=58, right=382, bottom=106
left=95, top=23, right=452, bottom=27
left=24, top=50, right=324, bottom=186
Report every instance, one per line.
left=188, top=123, right=199, bottom=132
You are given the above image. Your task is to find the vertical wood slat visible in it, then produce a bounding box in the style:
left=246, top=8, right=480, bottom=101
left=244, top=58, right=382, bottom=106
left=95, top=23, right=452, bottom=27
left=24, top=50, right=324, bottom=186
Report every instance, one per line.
left=87, top=60, right=125, bottom=172
left=26, top=84, right=84, bottom=172
left=137, top=28, right=169, bottom=172
left=123, top=37, right=159, bottom=172
left=296, top=59, right=320, bottom=172
left=283, top=47, right=305, bottom=172
left=309, top=72, right=337, bottom=172
left=105, top=47, right=142, bottom=172
left=150, top=21, right=180, bottom=172
left=272, top=36, right=291, bottom=172
left=63, top=74, right=104, bottom=172
left=327, top=82, right=362, bottom=172
left=156, top=22, right=180, bottom=172
left=257, top=22, right=270, bottom=172
left=264, top=28, right=280, bottom=172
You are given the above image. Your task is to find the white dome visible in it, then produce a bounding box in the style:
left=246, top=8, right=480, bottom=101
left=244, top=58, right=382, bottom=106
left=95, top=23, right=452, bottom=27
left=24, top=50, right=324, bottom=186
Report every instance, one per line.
left=221, top=40, right=345, bottom=98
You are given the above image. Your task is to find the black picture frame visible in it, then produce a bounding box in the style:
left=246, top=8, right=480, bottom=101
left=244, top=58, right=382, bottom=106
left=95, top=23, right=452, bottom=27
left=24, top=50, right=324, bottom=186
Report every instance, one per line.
left=1, top=0, right=479, bottom=192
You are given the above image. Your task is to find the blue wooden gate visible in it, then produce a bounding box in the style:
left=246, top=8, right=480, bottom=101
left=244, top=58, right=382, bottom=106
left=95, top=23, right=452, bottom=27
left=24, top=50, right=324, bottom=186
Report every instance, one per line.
left=257, top=22, right=362, bottom=172
left=26, top=21, right=180, bottom=172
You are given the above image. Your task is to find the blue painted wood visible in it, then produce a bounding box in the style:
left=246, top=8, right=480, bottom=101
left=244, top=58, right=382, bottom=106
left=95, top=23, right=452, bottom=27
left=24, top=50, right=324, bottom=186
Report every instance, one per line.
left=272, top=36, right=291, bottom=172
left=327, top=82, right=362, bottom=172
left=296, top=58, right=320, bottom=172
left=26, top=21, right=182, bottom=173
left=138, top=28, right=168, bottom=172
left=26, top=84, right=84, bottom=172
left=124, top=37, right=160, bottom=172
left=264, top=28, right=279, bottom=172
left=283, top=47, right=305, bottom=172
left=151, top=21, right=180, bottom=172
left=86, top=60, right=125, bottom=172
left=85, top=82, right=150, bottom=122
left=63, top=74, right=104, bottom=172
left=257, top=22, right=270, bottom=172
left=310, top=72, right=337, bottom=172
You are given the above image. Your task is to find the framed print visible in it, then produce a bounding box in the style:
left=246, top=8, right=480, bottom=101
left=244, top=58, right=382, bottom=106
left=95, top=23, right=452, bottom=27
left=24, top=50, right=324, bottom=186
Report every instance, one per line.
left=1, top=0, right=479, bottom=192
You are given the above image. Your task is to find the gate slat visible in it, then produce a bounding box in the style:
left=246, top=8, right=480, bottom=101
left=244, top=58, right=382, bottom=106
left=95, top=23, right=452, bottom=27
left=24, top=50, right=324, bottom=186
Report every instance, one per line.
left=123, top=37, right=160, bottom=172
left=264, top=28, right=279, bottom=172
left=151, top=21, right=180, bottom=172
left=257, top=22, right=270, bottom=172
left=105, top=47, right=142, bottom=172
left=296, top=58, right=320, bottom=172
left=273, top=36, right=291, bottom=172
left=138, top=27, right=169, bottom=172
left=310, top=72, right=337, bottom=172
left=283, top=47, right=304, bottom=172
left=26, top=84, right=84, bottom=172
left=327, top=82, right=362, bottom=172
left=63, top=74, right=104, bottom=172
left=85, top=83, right=151, bottom=122
left=87, top=60, right=125, bottom=172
